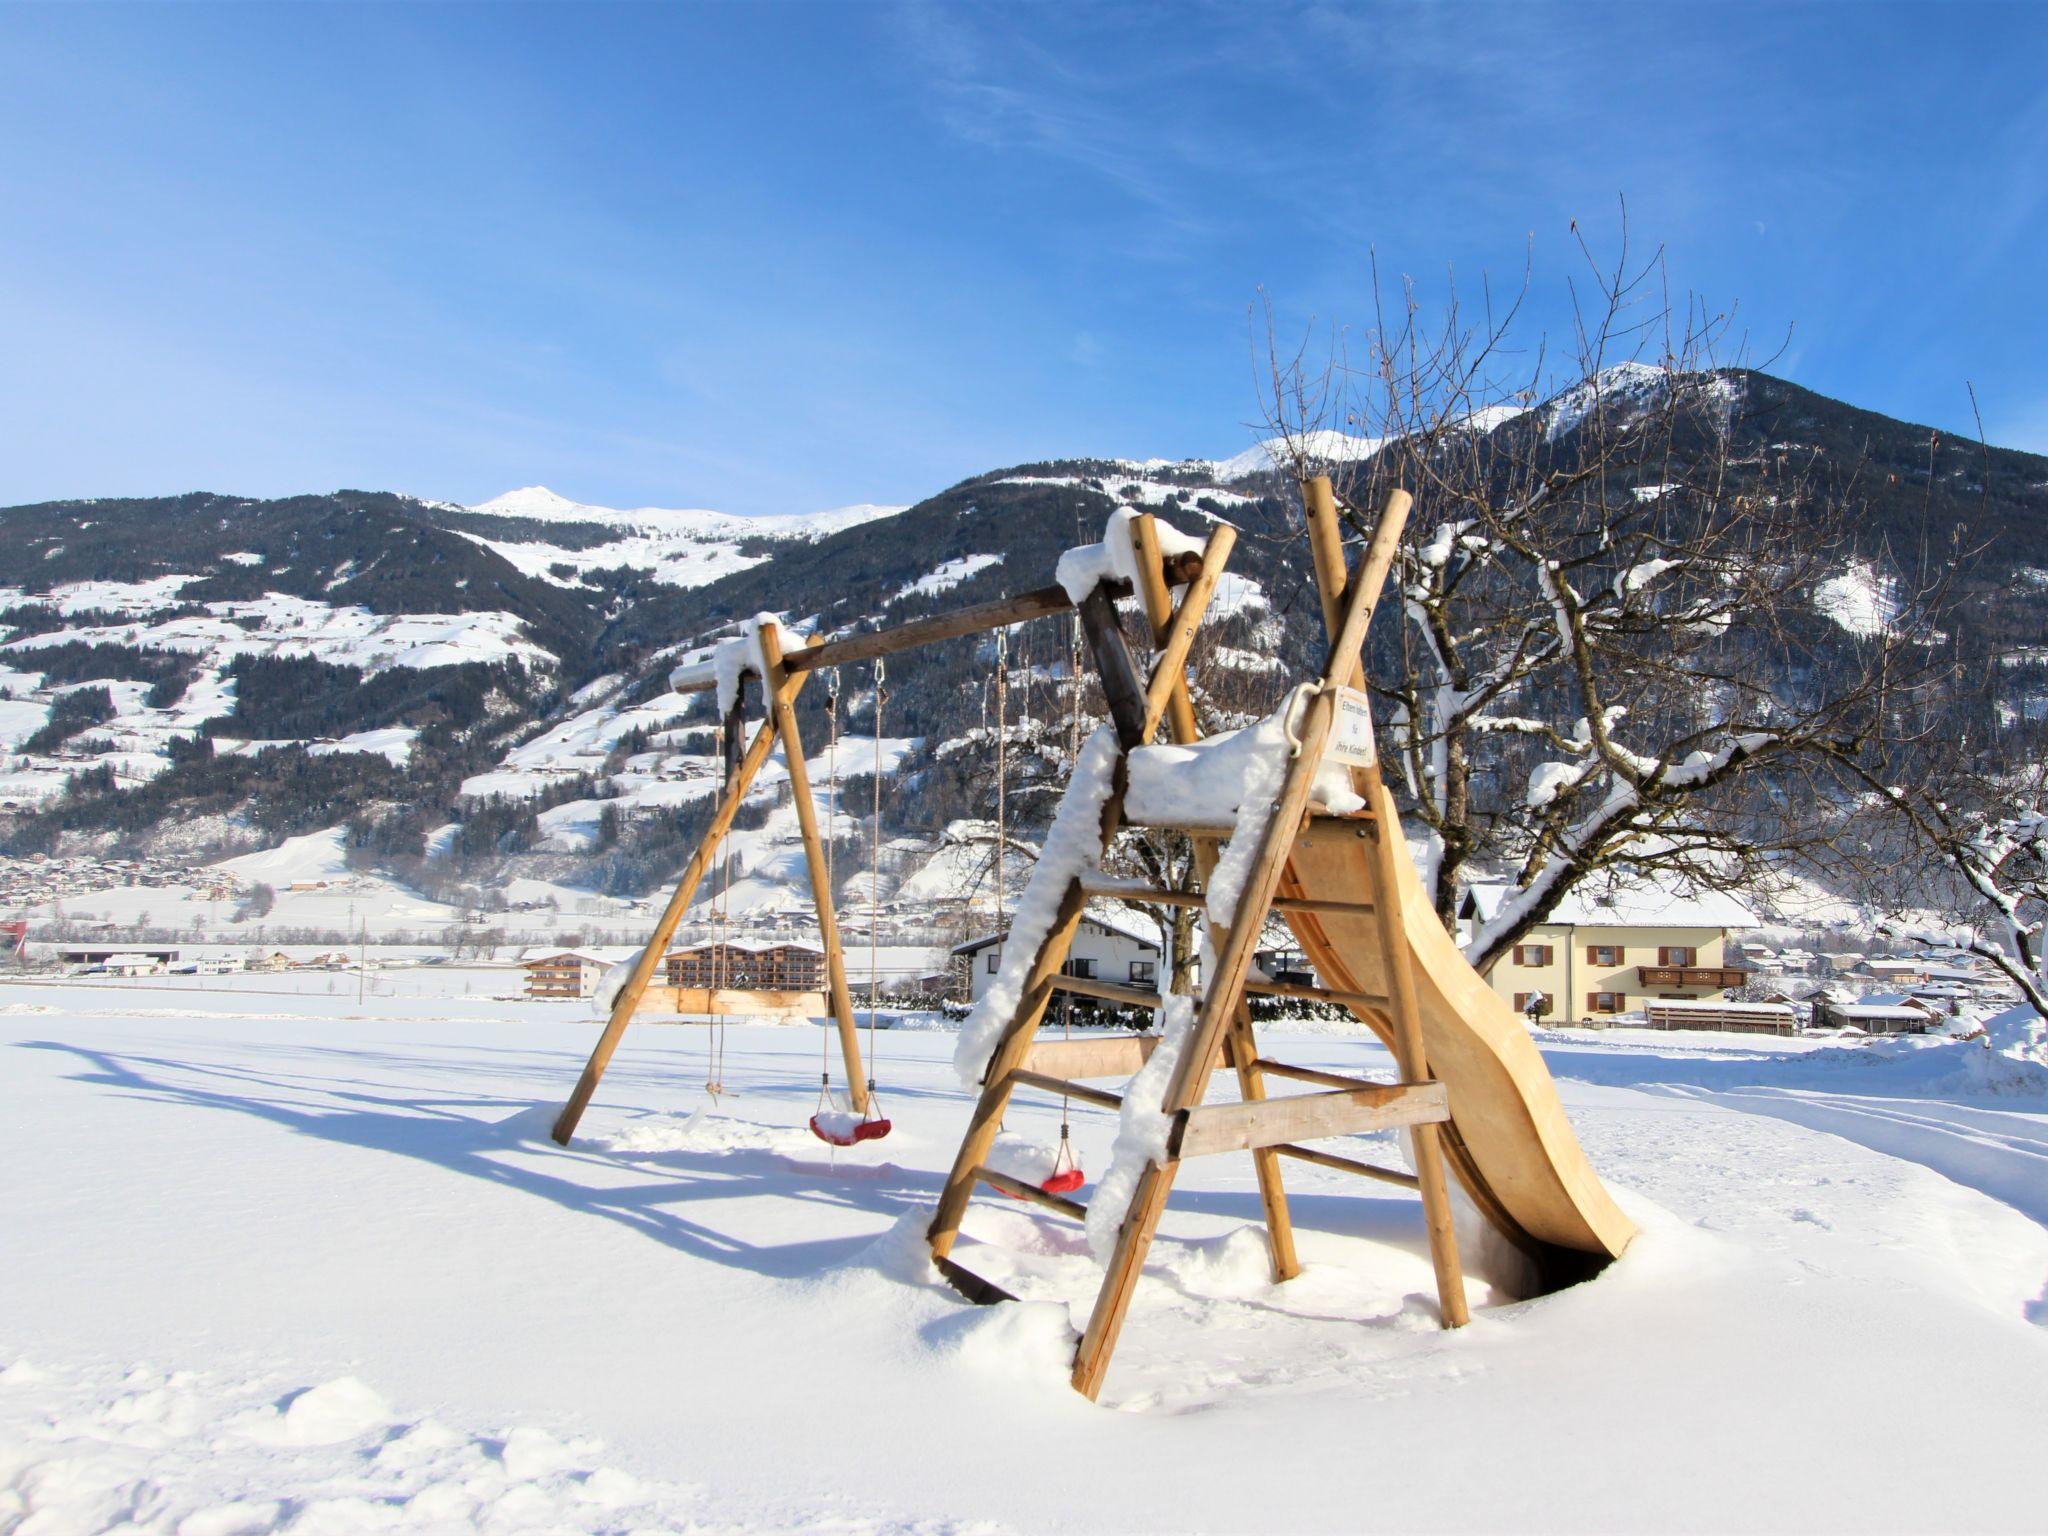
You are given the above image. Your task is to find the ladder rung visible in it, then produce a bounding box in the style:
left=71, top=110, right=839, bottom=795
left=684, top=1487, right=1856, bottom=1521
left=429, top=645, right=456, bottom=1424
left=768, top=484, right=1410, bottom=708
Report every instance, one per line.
left=1270, top=1142, right=1421, bottom=1188
left=1171, top=1081, right=1450, bottom=1159
left=1077, top=879, right=1374, bottom=918
left=1007, top=1068, right=1124, bottom=1111
left=974, top=1165, right=1088, bottom=1220
left=1251, top=1058, right=1388, bottom=1092
left=934, top=1253, right=1017, bottom=1305
left=1049, top=974, right=1164, bottom=1010
left=1242, top=978, right=1389, bottom=1008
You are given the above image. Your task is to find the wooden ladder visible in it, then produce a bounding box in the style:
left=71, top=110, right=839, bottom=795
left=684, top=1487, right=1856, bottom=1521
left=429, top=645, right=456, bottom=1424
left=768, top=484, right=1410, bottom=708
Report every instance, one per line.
left=925, top=489, right=1470, bottom=1401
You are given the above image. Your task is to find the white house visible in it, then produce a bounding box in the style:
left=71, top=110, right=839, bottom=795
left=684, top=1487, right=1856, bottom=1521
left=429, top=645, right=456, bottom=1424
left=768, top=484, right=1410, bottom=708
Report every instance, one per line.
left=952, top=914, right=1163, bottom=1004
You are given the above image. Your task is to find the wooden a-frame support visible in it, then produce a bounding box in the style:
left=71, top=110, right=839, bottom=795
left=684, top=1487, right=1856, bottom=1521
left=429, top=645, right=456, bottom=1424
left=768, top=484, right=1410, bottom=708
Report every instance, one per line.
left=552, top=625, right=869, bottom=1145
left=926, top=485, right=1471, bottom=1401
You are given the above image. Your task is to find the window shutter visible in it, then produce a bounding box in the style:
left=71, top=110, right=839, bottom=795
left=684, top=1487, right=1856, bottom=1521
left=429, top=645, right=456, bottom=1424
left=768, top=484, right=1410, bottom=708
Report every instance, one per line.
left=1613, top=946, right=1625, bottom=964
left=1586, top=992, right=1599, bottom=1013
left=1586, top=946, right=1598, bottom=964
left=1658, top=946, right=1670, bottom=965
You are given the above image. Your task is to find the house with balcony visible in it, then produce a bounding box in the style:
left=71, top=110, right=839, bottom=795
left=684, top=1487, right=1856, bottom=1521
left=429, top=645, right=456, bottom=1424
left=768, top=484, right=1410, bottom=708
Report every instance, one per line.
left=1462, top=878, right=1758, bottom=1025
left=521, top=948, right=611, bottom=999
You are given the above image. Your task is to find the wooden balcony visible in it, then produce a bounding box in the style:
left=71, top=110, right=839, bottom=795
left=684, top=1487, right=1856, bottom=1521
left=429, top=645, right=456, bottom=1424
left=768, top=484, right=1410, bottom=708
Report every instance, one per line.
left=1636, top=965, right=1748, bottom=989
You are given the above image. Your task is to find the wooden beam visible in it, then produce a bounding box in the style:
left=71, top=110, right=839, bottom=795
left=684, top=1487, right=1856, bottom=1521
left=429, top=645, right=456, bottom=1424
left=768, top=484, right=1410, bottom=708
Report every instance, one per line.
left=1007, top=1067, right=1125, bottom=1112
left=1136, top=524, right=1237, bottom=742
left=1302, top=481, right=1472, bottom=1332
left=1049, top=973, right=1162, bottom=1011
left=1271, top=1142, right=1421, bottom=1188
left=1132, top=514, right=1199, bottom=744
left=1242, top=977, right=1389, bottom=1008
left=1021, top=1032, right=1159, bottom=1080
left=1171, top=1082, right=1450, bottom=1159
left=759, top=624, right=868, bottom=1113
left=934, top=1254, right=1017, bottom=1306
left=974, top=1165, right=1089, bottom=1220
left=551, top=692, right=790, bottom=1145
left=1250, top=1058, right=1389, bottom=1091
left=667, top=555, right=1206, bottom=695
left=1080, top=882, right=1375, bottom=917
left=633, top=986, right=826, bottom=1019
left=1077, top=583, right=1149, bottom=751
left=1303, top=474, right=1348, bottom=658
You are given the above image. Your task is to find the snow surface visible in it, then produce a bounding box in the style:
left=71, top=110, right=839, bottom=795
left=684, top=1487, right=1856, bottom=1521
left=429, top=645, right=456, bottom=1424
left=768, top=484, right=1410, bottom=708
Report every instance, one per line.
left=462, top=487, right=909, bottom=594
left=890, top=552, right=1004, bottom=603
left=4, top=979, right=2046, bottom=1533
left=1210, top=430, right=1386, bottom=483
left=1813, top=558, right=1901, bottom=639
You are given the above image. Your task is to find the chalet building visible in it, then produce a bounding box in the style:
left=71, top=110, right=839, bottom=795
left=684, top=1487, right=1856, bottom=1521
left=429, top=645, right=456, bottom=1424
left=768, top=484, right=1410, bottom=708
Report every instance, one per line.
left=521, top=948, right=610, bottom=999
left=1463, top=880, right=1756, bottom=1024
left=1815, top=995, right=1942, bottom=1034
left=952, top=915, right=1162, bottom=1004
left=664, top=942, right=825, bottom=993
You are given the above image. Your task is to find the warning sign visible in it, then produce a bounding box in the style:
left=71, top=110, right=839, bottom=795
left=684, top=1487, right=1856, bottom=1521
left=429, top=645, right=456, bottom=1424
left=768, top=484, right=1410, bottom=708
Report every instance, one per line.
left=1325, top=686, right=1377, bottom=769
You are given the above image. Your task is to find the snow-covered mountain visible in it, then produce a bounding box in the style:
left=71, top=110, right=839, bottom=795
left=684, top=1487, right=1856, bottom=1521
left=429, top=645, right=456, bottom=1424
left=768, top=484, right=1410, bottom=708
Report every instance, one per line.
left=2, top=368, right=2044, bottom=931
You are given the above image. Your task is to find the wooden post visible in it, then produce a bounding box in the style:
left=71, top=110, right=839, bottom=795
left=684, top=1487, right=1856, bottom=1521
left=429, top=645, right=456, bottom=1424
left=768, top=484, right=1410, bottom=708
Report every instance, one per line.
left=1076, top=585, right=1149, bottom=751
left=758, top=624, right=868, bottom=1114
left=551, top=695, right=793, bottom=1145
left=1130, top=514, right=1298, bottom=1284
left=722, top=685, right=746, bottom=787
left=1073, top=505, right=1417, bottom=1399
left=1301, top=484, right=1470, bottom=1329
left=1363, top=770, right=1470, bottom=1327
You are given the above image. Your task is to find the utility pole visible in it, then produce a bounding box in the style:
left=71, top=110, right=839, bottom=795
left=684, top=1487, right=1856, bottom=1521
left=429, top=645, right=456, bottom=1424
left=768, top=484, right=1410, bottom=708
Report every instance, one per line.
left=358, top=917, right=367, bottom=1005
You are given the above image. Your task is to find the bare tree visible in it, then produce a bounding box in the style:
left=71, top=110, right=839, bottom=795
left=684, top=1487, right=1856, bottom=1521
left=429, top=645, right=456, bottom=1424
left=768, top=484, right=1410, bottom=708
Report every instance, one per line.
left=1261, top=222, right=1957, bottom=975
left=1847, top=750, right=2047, bottom=1047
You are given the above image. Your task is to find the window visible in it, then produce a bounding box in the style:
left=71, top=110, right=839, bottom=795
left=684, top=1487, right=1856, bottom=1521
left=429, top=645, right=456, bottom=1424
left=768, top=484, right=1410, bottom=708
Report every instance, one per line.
left=986, top=951, right=1000, bottom=974
left=1513, top=944, right=1552, bottom=967
left=1587, top=944, right=1624, bottom=967
left=1586, top=991, right=1623, bottom=1014
left=1658, top=945, right=1695, bottom=967
left=1129, top=960, right=1156, bottom=985
left=1063, top=957, right=1096, bottom=979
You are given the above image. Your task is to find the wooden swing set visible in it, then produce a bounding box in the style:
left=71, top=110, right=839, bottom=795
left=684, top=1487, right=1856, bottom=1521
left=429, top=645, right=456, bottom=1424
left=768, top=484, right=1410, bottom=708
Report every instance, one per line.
left=550, top=479, right=1634, bottom=1402
left=547, top=534, right=1212, bottom=1150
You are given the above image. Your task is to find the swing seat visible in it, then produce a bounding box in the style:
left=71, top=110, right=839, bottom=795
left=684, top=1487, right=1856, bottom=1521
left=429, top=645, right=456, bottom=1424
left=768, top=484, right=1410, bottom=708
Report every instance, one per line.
left=809, top=1109, right=892, bottom=1146
left=1040, top=1166, right=1085, bottom=1196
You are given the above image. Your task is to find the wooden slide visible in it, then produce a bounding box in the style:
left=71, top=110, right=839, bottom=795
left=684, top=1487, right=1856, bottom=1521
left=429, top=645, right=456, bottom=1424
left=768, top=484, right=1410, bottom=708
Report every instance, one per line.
left=1281, top=809, right=1636, bottom=1282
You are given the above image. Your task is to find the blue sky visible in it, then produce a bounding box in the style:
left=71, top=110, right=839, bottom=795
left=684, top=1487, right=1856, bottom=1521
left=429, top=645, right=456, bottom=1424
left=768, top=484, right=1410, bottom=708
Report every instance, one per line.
left=1, top=2, right=2042, bottom=515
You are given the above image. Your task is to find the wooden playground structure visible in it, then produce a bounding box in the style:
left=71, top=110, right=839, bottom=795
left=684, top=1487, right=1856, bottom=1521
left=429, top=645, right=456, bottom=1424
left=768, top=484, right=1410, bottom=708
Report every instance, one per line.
left=549, top=478, right=1635, bottom=1401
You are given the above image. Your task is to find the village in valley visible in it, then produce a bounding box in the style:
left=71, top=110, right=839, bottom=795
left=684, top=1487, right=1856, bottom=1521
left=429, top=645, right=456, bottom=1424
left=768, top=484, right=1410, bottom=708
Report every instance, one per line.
left=2, top=5, right=2045, bottom=1535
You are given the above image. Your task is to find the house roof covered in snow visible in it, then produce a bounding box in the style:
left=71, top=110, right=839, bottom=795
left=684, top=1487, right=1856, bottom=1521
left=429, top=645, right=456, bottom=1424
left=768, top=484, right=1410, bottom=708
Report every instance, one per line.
left=1463, top=876, right=1758, bottom=931
left=952, top=911, right=1162, bottom=956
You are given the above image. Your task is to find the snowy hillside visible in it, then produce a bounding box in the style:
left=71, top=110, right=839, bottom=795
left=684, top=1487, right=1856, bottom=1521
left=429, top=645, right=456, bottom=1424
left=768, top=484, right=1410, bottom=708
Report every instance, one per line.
left=458, top=486, right=909, bottom=592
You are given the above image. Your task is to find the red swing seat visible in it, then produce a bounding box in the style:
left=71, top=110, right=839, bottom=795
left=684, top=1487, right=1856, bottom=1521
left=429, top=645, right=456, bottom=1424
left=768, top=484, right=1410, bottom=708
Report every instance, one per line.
left=808, top=1107, right=892, bottom=1146
left=1039, top=1166, right=1085, bottom=1196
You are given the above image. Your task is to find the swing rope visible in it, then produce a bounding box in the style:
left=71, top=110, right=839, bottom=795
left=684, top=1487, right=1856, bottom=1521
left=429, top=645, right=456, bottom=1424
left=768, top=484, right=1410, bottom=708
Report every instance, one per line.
left=865, top=658, right=886, bottom=1116
left=706, top=713, right=730, bottom=1101
left=809, top=663, right=892, bottom=1146
left=819, top=672, right=840, bottom=1101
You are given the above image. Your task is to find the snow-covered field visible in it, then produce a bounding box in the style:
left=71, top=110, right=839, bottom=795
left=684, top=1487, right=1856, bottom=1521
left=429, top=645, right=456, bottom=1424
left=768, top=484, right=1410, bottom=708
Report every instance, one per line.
left=4, top=980, right=2046, bottom=1533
